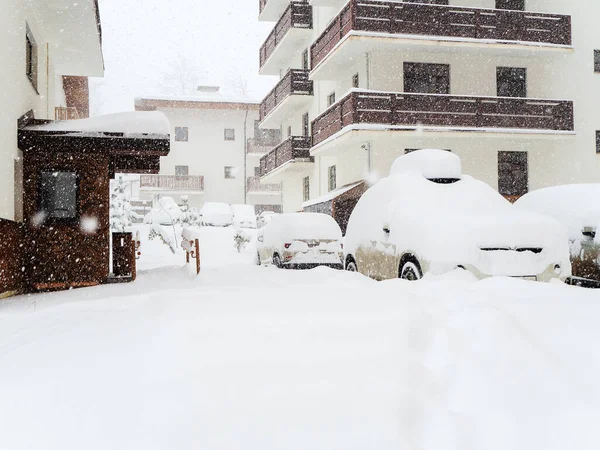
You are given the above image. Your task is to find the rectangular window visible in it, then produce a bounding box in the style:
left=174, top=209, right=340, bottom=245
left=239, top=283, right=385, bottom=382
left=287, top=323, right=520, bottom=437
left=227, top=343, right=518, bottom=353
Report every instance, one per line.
left=498, top=151, right=528, bottom=197
left=224, top=128, right=235, bottom=141
left=25, top=24, right=38, bottom=91
left=287, top=125, right=292, bottom=137
left=497, top=67, right=527, bottom=98
left=404, top=63, right=450, bottom=95
left=40, top=171, right=78, bottom=220
left=303, top=176, right=310, bottom=202
left=302, top=113, right=310, bottom=137
left=495, top=0, right=525, bottom=10
left=327, top=92, right=336, bottom=107
left=175, top=165, right=189, bottom=176
left=594, top=51, right=600, bottom=73
left=328, top=166, right=337, bottom=192
left=352, top=73, right=359, bottom=88
left=224, top=166, right=237, bottom=179
left=596, top=131, right=600, bottom=153
left=302, top=49, right=309, bottom=71
left=254, top=120, right=280, bottom=146
left=175, top=127, right=188, bottom=142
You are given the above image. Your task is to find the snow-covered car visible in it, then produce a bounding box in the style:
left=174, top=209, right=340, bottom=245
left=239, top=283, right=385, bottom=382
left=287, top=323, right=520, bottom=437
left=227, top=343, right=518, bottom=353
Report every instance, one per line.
left=257, top=213, right=343, bottom=269
left=344, top=149, right=571, bottom=282
left=515, top=184, right=600, bottom=288
left=143, top=196, right=183, bottom=225
left=257, top=211, right=278, bottom=228
left=201, top=202, right=233, bottom=227
left=231, top=204, right=257, bottom=229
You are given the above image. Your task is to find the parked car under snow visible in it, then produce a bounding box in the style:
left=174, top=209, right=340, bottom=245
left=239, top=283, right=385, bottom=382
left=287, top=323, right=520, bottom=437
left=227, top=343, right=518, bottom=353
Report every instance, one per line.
left=256, top=213, right=343, bottom=269
left=257, top=211, right=278, bottom=228
left=344, top=149, right=571, bottom=282
left=201, top=202, right=233, bottom=227
left=143, top=197, right=183, bottom=225
left=231, top=204, right=257, bottom=229
left=515, top=184, right=600, bottom=288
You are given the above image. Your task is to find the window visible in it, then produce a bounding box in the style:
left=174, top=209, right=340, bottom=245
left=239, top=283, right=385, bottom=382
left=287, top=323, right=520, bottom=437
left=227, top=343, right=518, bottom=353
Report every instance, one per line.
left=224, top=166, right=237, bottom=179
left=40, top=171, right=78, bottom=220
left=25, top=24, right=38, bottom=91
left=352, top=73, right=360, bottom=88
left=224, top=128, right=235, bottom=141
left=498, top=151, right=528, bottom=197
left=302, top=113, right=310, bottom=137
left=404, top=63, right=450, bottom=94
left=303, top=176, right=310, bottom=202
left=301, top=49, right=309, bottom=71
left=327, top=92, right=336, bottom=107
left=594, top=51, right=600, bottom=73
left=175, top=165, right=189, bottom=176
left=596, top=131, right=600, bottom=153
left=497, top=67, right=527, bottom=98
left=254, top=120, right=280, bottom=146
left=495, top=0, right=525, bottom=10
left=287, top=125, right=292, bottom=137
left=328, top=166, right=337, bottom=192
left=175, top=127, right=188, bottom=142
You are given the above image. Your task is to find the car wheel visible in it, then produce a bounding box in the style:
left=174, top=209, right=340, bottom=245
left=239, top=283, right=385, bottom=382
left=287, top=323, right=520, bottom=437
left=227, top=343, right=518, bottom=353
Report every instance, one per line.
left=400, top=261, right=422, bottom=281
left=273, top=254, right=283, bottom=268
left=346, top=259, right=358, bottom=272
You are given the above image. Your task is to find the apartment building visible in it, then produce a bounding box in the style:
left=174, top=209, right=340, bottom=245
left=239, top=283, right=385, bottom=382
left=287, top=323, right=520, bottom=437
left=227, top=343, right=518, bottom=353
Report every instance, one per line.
left=135, top=91, right=283, bottom=214
left=257, top=0, right=600, bottom=217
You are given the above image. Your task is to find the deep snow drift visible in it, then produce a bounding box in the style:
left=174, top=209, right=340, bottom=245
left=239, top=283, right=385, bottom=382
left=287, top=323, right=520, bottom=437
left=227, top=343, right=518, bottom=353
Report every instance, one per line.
left=0, top=227, right=599, bottom=450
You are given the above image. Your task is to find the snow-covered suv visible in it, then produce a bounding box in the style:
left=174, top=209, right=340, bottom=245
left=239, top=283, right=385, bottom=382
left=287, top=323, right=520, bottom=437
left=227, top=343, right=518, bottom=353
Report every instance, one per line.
left=344, top=149, right=571, bottom=282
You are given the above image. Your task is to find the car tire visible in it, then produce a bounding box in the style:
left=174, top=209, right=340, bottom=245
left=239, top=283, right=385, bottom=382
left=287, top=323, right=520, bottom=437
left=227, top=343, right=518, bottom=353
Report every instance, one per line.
left=400, top=261, right=422, bottom=281
left=346, top=259, right=358, bottom=272
left=273, top=254, right=283, bottom=269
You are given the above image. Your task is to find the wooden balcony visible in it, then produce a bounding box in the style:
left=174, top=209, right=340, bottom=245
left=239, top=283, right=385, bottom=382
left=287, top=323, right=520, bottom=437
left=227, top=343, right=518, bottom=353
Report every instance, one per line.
left=311, top=1, right=571, bottom=70
left=247, top=176, right=282, bottom=193
left=259, top=2, right=312, bottom=74
left=312, top=91, right=574, bottom=146
left=260, top=69, right=313, bottom=125
left=140, top=175, right=205, bottom=191
left=259, top=136, right=313, bottom=178
left=55, top=107, right=79, bottom=121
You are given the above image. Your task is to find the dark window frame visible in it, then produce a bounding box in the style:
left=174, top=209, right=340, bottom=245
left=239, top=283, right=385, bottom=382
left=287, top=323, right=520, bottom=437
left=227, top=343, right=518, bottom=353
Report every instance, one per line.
left=174, top=127, right=188, bottom=142
left=301, top=49, right=309, bottom=71
left=594, top=50, right=600, bottom=73
left=328, top=166, right=337, bottom=192
left=497, top=67, right=527, bottom=98
left=352, top=73, right=360, bottom=88
left=175, top=165, right=189, bottom=176
left=224, top=166, right=237, bottom=179
left=596, top=131, right=600, bottom=153
left=403, top=62, right=450, bottom=95
left=38, top=170, right=79, bottom=224
left=224, top=128, right=236, bottom=141
left=495, top=0, right=525, bottom=11
left=498, top=151, right=528, bottom=197
left=303, top=176, right=310, bottom=202
left=25, top=24, right=38, bottom=93
left=327, top=92, right=336, bottom=107
left=302, top=112, right=310, bottom=137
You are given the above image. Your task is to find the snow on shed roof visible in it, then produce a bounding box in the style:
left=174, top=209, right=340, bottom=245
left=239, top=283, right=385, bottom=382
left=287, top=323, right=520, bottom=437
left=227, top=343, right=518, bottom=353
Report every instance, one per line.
left=303, top=181, right=365, bottom=209
left=25, top=112, right=170, bottom=137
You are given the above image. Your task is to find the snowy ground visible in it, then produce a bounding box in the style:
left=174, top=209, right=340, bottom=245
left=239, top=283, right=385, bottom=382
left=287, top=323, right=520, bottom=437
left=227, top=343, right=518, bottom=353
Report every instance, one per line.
left=1, top=227, right=600, bottom=450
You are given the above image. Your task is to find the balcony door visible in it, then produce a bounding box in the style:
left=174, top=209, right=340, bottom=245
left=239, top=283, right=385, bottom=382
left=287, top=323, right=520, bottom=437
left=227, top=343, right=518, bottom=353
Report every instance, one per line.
left=404, top=63, right=450, bottom=95
left=497, top=67, right=527, bottom=98
left=495, top=0, right=525, bottom=10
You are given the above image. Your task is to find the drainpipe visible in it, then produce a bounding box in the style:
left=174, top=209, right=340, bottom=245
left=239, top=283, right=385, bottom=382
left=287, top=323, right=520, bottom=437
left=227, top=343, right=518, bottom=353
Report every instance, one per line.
left=243, top=106, right=249, bottom=204
left=46, top=43, right=50, bottom=119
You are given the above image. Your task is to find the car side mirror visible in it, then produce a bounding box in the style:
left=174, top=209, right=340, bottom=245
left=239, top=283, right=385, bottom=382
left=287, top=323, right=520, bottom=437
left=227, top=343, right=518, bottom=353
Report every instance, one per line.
left=582, top=226, right=596, bottom=239
left=383, top=224, right=391, bottom=234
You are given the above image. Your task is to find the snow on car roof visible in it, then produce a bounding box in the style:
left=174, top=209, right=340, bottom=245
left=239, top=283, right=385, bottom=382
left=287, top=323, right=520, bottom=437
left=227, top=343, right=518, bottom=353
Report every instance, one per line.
left=25, top=111, right=170, bottom=137
left=201, top=202, right=232, bottom=213
left=389, top=149, right=461, bottom=180
left=270, top=213, right=342, bottom=240
left=515, top=184, right=600, bottom=238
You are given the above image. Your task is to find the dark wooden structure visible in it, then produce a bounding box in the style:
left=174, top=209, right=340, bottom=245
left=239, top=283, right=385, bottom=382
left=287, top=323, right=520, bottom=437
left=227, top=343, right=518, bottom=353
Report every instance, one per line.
left=9, top=114, right=169, bottom=292
left=140, top=175, right=205, bottom=191
left=259, top=69, right=313, bottom=121
left=260, top=2, right=313, bottom=69
left=312, top=91, right=574, bottom=145
left=311, top=1, right=571, bottom=69
left=303, top=182, right=368, bottom=235
left=0, top=219, right=26, bottom=297
left=259, top=136, right=313, bottom=177
left=182, top=229, right=201, bottom=275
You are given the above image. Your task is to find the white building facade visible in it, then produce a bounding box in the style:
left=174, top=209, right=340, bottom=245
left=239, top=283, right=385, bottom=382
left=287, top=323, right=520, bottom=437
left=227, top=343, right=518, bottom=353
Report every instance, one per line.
left=135, top=96, right=283, bottom=213
left=0, top=0, right=104, bottom=221
left=257, top=0, right=600, bottom=214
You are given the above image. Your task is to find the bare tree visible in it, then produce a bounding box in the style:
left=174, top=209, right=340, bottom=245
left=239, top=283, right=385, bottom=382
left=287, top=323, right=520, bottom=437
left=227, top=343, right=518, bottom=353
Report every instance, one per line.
left=160, top=54, right=207, bottom=96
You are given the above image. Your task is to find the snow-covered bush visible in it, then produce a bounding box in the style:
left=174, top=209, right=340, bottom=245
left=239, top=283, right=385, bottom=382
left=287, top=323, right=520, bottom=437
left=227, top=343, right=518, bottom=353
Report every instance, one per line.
left=110, top=176, right=132, bottom=232
left=233, top=229, right=251, bottom=253
left=144, top=196, right=183, bottom=225
left=180, top=195, right=202, bottom=227
left=148, top=224, right=177, bottom=254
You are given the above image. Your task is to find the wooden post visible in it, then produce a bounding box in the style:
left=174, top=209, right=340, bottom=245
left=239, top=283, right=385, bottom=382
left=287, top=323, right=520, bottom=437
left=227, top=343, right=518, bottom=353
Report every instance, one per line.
left=195, top=239, right=201, bottom=275
left=131, top=240, right=137, bottom=281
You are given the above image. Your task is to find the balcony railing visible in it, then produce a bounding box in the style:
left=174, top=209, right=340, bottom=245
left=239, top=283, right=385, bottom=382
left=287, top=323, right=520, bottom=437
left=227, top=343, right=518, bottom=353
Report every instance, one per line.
left=55, top=107, right=79, bottom=121
left=259, top=136, right=313, bottom=177
left=247, top=138, right=275, bottom=154
left=260, top=2, right=313, bottom=69
left=312, top=91, right=574, bottom=146
left=140, top=175, right=205, bottom=191
left=311, top=1, right=572, bottom=69
left=260, top=69, right=314, bottom=121
left=247, top=176, right=282, bottom=193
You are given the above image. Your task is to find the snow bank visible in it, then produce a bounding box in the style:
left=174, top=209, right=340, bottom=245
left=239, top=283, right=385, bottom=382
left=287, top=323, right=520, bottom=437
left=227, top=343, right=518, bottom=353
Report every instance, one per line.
left=26, top=111, right=170, bottom=137
left=389, top=148, right=462, bottom=179
left=201, top=202, right=234, bottom=227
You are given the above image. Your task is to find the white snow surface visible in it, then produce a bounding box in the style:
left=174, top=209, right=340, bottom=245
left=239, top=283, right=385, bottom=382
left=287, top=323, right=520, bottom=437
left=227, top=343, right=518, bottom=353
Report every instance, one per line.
left=390, top=148, right=462, bottom=180
left=26, top=111, right=170, bottom=136
left=231, top=204, right=258, bottom=229
left=265, top=213, right=343, bottom=242
left=1, top=227, right=599, bottom=450
left=515, top=184, right=600, bottom=241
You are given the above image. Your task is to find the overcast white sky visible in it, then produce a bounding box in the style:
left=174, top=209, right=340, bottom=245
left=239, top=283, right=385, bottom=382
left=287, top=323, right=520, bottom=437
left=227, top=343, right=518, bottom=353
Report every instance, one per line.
left=90, top=0, right=278, bottom=115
